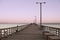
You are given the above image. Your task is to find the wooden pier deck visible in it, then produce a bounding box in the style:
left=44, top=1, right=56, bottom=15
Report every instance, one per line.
left=1, top=24, right=45, bottom=40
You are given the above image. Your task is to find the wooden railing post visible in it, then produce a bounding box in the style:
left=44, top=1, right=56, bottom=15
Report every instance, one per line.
left=16, top=25, right=18, bottom=32
left=8, top=28, right=10, bottom=35
left=0, top=30, right=2, bottom=39
left=7, top=28, right=9, bottom=35
left=58, top=29, right=60, bottom=37
left=56, top=29, right=58, bottom=36
left=7, top=29, right=9, bottom=35
left=9, top=28, right=12, bottom=35
left=4, top=29, right=5, bottom=37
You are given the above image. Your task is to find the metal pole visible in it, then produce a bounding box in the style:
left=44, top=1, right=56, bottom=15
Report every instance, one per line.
left=34, top=16, right=36, bottom=24
left=40, top=3, right=42, bottom=27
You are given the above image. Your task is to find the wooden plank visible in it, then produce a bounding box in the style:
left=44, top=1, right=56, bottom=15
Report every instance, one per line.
left=48, top=36, right=60, bottom=40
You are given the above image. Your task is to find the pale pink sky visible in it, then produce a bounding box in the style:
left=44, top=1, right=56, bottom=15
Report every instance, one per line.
left=0, top=0, right=60, bottom=23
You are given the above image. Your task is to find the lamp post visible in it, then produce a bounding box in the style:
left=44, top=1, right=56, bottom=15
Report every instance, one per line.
left=36, top=2, right=46, bottom=27
left=34, top=16, right=37, bottom=23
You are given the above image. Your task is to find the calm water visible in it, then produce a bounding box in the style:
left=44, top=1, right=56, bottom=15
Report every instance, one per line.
left=0, top=23, right=27, bottom=29
left=0, top=23, right=60, bottom=29
left=43, top=23, right=60, bottom=28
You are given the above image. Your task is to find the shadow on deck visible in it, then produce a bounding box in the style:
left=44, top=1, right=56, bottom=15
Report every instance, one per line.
left=2, top=23, right=45, bottom=40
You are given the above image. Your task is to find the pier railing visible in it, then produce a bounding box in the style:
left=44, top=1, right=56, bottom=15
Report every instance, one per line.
left=43, top=25, right=60, bottom=37
left=0, top=25, right=27, bottom=38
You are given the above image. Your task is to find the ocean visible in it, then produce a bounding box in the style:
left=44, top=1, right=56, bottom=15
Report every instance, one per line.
left=0, top=23, right=27, bottom=29
left=0, top=23, right=60, bottom=29
left=42, top=23, right=60, bottom=28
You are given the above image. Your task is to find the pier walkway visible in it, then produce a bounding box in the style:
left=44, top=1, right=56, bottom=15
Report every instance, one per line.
left=2, top=24, right=45, bottom=40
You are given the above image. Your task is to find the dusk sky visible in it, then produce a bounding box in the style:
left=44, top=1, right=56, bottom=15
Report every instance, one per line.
left=0, top=0, right=60, bottom=23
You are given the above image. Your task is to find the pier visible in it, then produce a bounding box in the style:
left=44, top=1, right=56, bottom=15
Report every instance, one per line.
left=0, top=23, right=60, bottom=40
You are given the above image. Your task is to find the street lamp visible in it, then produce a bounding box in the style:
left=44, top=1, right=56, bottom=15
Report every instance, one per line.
left=36, top=2, right=46, bottom=28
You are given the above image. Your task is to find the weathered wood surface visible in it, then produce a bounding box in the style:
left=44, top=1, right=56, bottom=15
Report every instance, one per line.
left=2, top=24, right=45, bottom=40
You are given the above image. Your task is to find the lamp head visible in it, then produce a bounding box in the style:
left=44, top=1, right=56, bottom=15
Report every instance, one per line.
left=36, top=2, right=46, bottom=4
left=36, top=2, right=39, bottom=4
left=43, top=2, right=46, bottom=4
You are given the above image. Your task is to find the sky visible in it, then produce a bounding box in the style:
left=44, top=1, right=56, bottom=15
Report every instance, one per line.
left=0, top=0, right=60, bottom=23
